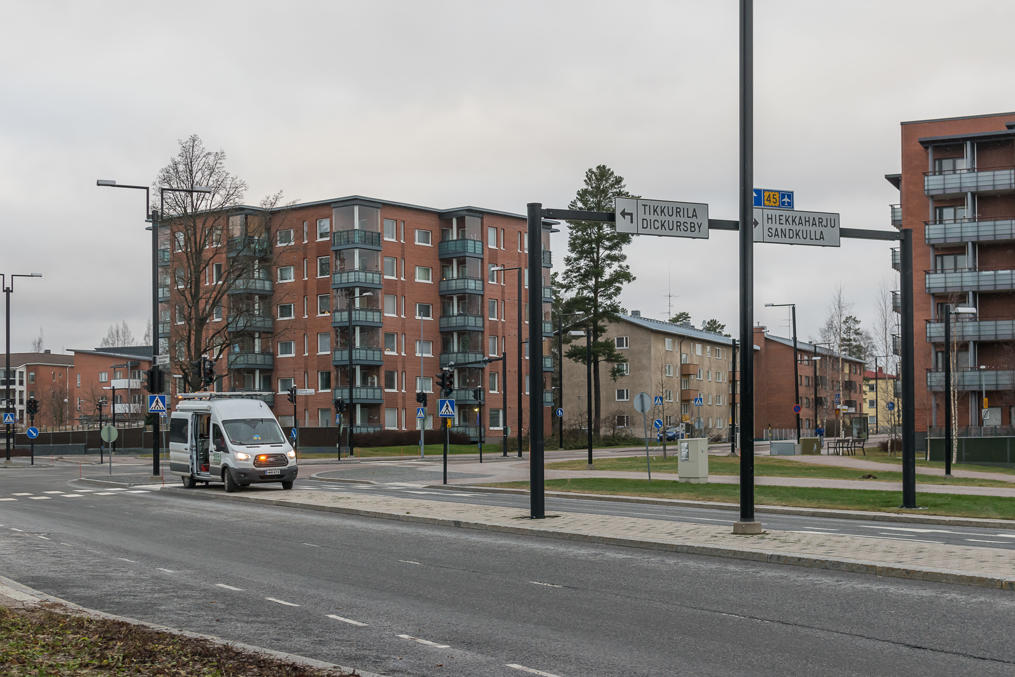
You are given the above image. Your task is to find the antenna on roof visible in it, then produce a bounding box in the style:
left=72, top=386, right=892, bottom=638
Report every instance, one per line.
left=665, top=271, right=678, bottom=319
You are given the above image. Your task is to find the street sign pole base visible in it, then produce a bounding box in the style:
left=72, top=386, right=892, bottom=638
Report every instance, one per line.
left=733, top=521, right=764, bottom=535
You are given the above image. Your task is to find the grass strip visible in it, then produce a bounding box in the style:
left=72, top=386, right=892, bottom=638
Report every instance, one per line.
left=544, top=455, right=1015, bottom=488
left=489, top=477, right=1015, bottom=520
left=0, top=604, right=353, bottom=676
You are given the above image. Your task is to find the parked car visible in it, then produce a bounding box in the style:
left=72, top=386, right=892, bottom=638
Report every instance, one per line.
left=656, top=427, right=680, bottom=442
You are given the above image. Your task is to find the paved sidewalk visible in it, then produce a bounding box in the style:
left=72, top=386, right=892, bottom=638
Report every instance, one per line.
left=173, top=487, right=1015, bottom=591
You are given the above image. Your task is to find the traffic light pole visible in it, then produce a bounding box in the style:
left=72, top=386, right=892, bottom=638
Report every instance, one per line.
left=27, top=400, right=36, bottom=466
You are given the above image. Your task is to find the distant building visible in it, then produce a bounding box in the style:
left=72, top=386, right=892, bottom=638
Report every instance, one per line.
left=560, top=313, right=735, bottom=438
left=2, top=351, right=74, bottom=427
left=861, top=368, right=899, bottom=434
left=69, top=347, right=152, bottom=427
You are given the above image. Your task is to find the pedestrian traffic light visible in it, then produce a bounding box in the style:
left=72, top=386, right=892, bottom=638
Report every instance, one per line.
left=145, top=367, right=164, bottom=393
left=288, top=385, right=297, bottom=405
left=416, top=391, right=427, bottom=407
left=26, top=398, right=38, bottom=417
left=335, top=397, right=346, bottom=413
left=202, top=357, right=215, bottom=386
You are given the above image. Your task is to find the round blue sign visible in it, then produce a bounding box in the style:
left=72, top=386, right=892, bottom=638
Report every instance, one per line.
left=887, top=401, right=895, bottom=411
left=793, top=404, right=801, bottom=413
left=554, top=407, right=563, bottom=418
left=653, top=419, right=663, bottom=430
left=290, top=427, right=298, bottom=440
left=26, top=427, right=39, bottom=439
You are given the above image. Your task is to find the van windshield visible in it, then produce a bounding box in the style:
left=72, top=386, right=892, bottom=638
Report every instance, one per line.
left=222, top=418, right=286, bottom=446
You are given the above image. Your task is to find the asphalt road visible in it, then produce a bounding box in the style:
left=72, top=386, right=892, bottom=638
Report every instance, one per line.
left=1, top=462, right=1014, bottom=676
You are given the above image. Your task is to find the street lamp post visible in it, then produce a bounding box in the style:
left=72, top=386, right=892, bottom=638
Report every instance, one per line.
left=766, top=302, right=800, bottom=442
left=491, top=265, right=523, bottom=457
left=979, top=364, right=987, bottom=430
left=566, top=324, right=594, bottom=465
left=345, top=290, right=373, bottom=458
left=943, top=305, right=976, bottom=475
left=97, top=180, right=212, bottom=476
left=3, top=272, right=42, bottom=462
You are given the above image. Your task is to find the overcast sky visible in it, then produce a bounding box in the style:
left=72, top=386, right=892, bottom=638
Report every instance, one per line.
left=2, top=0, right=1013, bottom=354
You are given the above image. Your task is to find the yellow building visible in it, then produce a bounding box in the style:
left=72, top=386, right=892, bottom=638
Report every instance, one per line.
left=861, top=368, right=899, bottom=434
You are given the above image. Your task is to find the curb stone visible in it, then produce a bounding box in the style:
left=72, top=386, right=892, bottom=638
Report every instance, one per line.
left=0, top=574, right=382, bottom=677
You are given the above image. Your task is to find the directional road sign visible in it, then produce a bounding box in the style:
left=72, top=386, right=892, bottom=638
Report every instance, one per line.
left=554, top=407, right=563, bottom=418
left=416, top=407, right=426, bottom=420
left=614, top=197, right=709, bottom=239
left=26, top=427, right=39, bottom=439
left=155, top=354, right=170, bottom=367
left=653, top=395, right=663, bottom=406
left=632, top=392, right=652, bottom=414
left=438, top=399, right=456, bottom=418
left=887, top=401, right=895, bottom=411
left=296, top=388, right=315, bottom=396
left=2, top=413, right=14, bottom=425
left=693, top=395, right=704, bottom=407
left=753, top=188, right=794, bottom=210
left=148, top=395, right=167, bottom=414
left=753, top=207, right=840, bottom=247
left=653, top=419, right=663, bottom=430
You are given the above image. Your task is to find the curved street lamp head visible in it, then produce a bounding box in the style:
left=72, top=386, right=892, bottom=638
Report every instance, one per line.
left=96, top=179, right=117, bottom=186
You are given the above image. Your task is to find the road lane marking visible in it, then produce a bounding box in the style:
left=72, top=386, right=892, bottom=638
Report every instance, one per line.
left=405, top=490, right=436, bottom=495
left=60, top=543, right=73, bottom=547
left=966, top=539, right=1010, bottom=544
left=10, top=528, right=23, bottom=532
left=326, top=614, right=368, bottom=626
left=397, top=634, right=449, bottom=648
left=37, top=535, right=50, bottom=540
left=993, top=533, right=1015, bottom=538
left=0, top=498, right=16, bottom=502
left=398, top=560, right=423, bottom=566
left=215, top=583, right=244, bottom=591
left=157, top=568, right=176, bottom=574
left=302, top=543, right=320, bottom=547
left=125, top=490, right=151, bottom=494
left=265, top=597, right=300, bottom=607
left=117, top=557, right=136, bottom=563
left=12, top=493, right=31, bottom=496
left=93, top=492, right=116, bottom=496
left=43, top=491, right=65, bottom=494
left=529, top=581, right=562, bottom=588
left=73, top=489, right=95, bottom=493
left=506, top=664, right=561, bottom=677
left=28, top=496, right=51, bottom=500
left=103, top=488, right=126, bottom=492
left=800, top=526, right=840, bottom=531
left=62, top=494, right=84, bottom=498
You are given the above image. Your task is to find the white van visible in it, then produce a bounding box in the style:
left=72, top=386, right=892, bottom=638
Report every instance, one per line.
left=168, top=393, right=297, bottom=492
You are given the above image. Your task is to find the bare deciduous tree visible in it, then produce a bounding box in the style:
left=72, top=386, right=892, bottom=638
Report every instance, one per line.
left=30, top=329, right=43, bottom=352
left=99, top=321, right=137, bottom=348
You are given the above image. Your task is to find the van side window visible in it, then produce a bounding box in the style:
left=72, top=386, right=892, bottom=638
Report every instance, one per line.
left=169, top=418, right=189, bottom=444
left=212, top=425, right=227, bottom=452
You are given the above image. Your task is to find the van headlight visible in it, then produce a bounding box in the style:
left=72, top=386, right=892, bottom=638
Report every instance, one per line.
left=234, top=452, right=251, bottom=461
left=287, top=450, right=296, bottom=459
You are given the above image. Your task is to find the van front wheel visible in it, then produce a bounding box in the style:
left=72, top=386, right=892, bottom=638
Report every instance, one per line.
left=281, top=479, right=294, bottom=490
left=224, top=468, right=239, bottom=493
left=181, top=475, right=196, bottom=489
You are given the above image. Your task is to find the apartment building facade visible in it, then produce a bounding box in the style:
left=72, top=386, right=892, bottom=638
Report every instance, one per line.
left=160, top=196, right=553, bottom=440
left=70, top=348, right=151, bottom=427
left=1, top=351, right=74, bottom=427
left=560, top=313, right=735, bottom=438
left=887, top=112, right=1015, bottom=439
left=861, top=368, right=899, bottom=434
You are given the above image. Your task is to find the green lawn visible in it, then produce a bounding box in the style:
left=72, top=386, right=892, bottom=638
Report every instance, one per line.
left=544, top=454, right=1015, bottom=488
left=858, top=448, right=1015, bottom=476
left=490, top=477, right=1015, bottom=520
left=299, top=443, right=492, bottom=458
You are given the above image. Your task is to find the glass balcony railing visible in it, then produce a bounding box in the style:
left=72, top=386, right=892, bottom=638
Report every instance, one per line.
left=892, top=334, right=901, bottom=355
left=227, top=315, right=273, bottom=333
left=157, top=321, right=170, bottom=338
left=891, top=290, right=901, bottom=313
left=926, top=319, right=1015, bottom=342
left=542, top=286, right=553, bottom=303
left=439, top=314, right=484, bottom=332
left=331, top=308, right=383, bottom=327
left=332, top=387, right=384, bottom=403
left=926, top=369, right=1015, bottom=391
left=925, top=218, right=1015, bottom=244
left=440, top=351, right=484, bottom=368
left=542, top=391, right=554, bottom=407
left=451, top=425, right=481, bottom=440
left=542, top=321, right=553, bottom=337
left=438, top=277, right=483, bottom=295
left=925, top=269, right=1015, bottom=294
left=890, top=204, right=901, bottom=227
left=226, top=236, right=270, bottom=258
left=227, top=352, right=274, bottom=370
left=542, top=355, right=554, bottom=372
left=331, top=348, right=384, bottom=365
left=924, top=167, right=1015, bottom=197
left=437, top=239, right=483, bottom=259
left=157, top=286, right=170, bottom=302
left=332, top=230, right=381, bottom=250
left=541, top=250, right=552, bottom=268
left=228, top=278, right=273, bottom=295
left=332, top=271, right=383, bottom=288
left=890, top=247, right=900, bottom=271
left=450, top=388, right=481, bottom=404
left=158, top=248, right=170, bottom=266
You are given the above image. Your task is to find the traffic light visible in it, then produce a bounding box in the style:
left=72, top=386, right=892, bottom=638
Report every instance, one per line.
left=191, top=359, right=202, bottom=384
left=145, top=367, right=164, bottom=393
left=26, top=398, right=38, bottom=417
left=416, top=391, right=428, bottom=407
left=287, top=385, right=297, bottom=405
left=436, top=370, right=454, bottom=397
left=473, top=387, right=483, bottom=403
left=335, top=397, right=346, bottom=413
left=202, top=357, right=215, bottom=386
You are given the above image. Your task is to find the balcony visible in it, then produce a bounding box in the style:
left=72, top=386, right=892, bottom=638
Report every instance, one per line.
left=541, top=250, right=552, bottom=268
left=332, top=348, right=384, bottom=366
left=226, top=236, right=270, bottom=258
left=926, top=369, right=1015, bottom=391
left=227, top=315, right=273, bottom=333
left=333, top=387, right=384, bottom=404
left=158, top=321, right=170, bottom=338
left=681, top=390, right=700, bottom=401
left=332, top=229, right=381, bottom=250
left=450, top=388, right=481, bottom=405
left=440, top=351, right=484, bottom=368
left=437, top=239, right=483, bottom=259
left=892, top=333, right=901, bottom=356
left=891, top=290, right=901, bottom=313
left=438, top=277, right=483, bottom=295
left=890, top=204, right=901, bottom=227
left=158, top=248, right=170, bottom=266
left=925, top=217, right=1015, bottom=245
left=542, top=355, right=554, bottom=372
left=543, top=391, right=554, bottom=407
left=924, top=167, right=1015, bottom=197
left=439, top=314, right=484, bottom=332
left=542, top=321, right=553, bottom=337
left=891, top=247, right=900, bottom=271
left=331, top=308, right=383, bottom=327
left=332, top=270, right=383, bottom=289
left=157, top=286, right=170, bottom=303
left=228, top=352, right=274, bottom=370
left=925, top=268, right=1015, bottom=294
left=228, top=277, right=273, bottom=295
left=926, top=319, right=1015, bottom=342
left=681, top=363, right=698, bottom=376
left=542, top=286, right=553, bottom=303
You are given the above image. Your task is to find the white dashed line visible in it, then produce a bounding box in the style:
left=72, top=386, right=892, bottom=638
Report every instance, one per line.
left=103, top=488, right=126, bottom=492
left=157, top=568, right=176, bottom=574
left=966, top=539, right=1010, bottom=545
left=125, top=490, right=151, bottom=494
left=117, top=557, right=136, bottom=563
left=993, top=533, right=1015, bottom=539
left=62, top=494, right=84, bottom=498
left=43, top=491, right=65, bottom=494
left=74, top=489, right=95, bottom=493
left=10, top=528, right=23, bottom=532
left=12, top=493, right=31, bottom=496
left=397, top=634, right=449, bottom=648
left=215, top=583, right=244, bottom=591
left=302, top=543, right=320, bottom=547
left=506, top=663, right=561, bottom=676
left=265, top=597, right=300, bottom=607
left=93, top=492, right=116, bottom=496
left=398, top=560, right=423, bottom=566
left=801, top=526, right=840, bottom=531
left=326, top=614, right=368, bottom=626
left=28, top=496, right=51, bottom=500
left=529, top=581, right=562, bottom=588
left=0, top=498, right=16, bottom=502
left=405, top=490, right=435, bottom=495
left=37, top=535, right=50, bottom=540
left=60, top=543, right=73, bottom=547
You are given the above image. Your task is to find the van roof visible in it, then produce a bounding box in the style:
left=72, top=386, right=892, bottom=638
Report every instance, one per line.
left=174, top=398, right=274, bottom=418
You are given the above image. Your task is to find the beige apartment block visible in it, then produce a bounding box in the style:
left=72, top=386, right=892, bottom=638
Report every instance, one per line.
left=560, top=312, right=735, bottom=438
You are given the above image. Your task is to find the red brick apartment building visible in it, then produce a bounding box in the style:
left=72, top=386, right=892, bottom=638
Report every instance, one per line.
left=2, top=351, right=73, bottom=427
left=887, top=112, right=1015, bottom=440
left=751, top=327, right=866, bottom=438
left=69, top=348, right=152, bottom=427
left=160, top=196, right=553, bottom=440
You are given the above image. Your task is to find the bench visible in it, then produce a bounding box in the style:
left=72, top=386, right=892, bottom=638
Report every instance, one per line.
left=829, top=437, right=867, bottom=456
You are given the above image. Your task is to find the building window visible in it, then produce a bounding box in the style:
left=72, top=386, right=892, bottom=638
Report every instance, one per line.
left=681, top=352, right=688, bottom=364
left=716, top=348, right=723, bottom=359
left=615, top=336, right=629, bottom=349
left=716, top=394, right=722, bottom=406
left=173, top=231, right=185, bottom=252
left=278, top=303, right=294, bottom=320
left=415, top=266, right=432, bottom=283
left=415, top=340, right=433, bottom=357
left=316, top=256, right=330, bottom=277
left=695, top=343, right=702, bottom=356
left=278, top=341, right=295, bottom=357
left=383, top=294, right=397, bottom=316
left=488, top=264, right=499, bottom=284
left=696, top=368, right=703, bottom=380
left=278, top=265, right=294, bottom=283
left=487, top=226, right=498, bottom=248
left=76, top=374, right=81, bottom=387
left=416, top=376, right=433, bottom=393
left=212, top=263, right=222, bottom=284
left=665, top=364, right=674, bottom=377
left=384, top=407, right=398, bottom=429
left=933, top=156, right=966, bottom=173
left=664, top=389, right=673, bottom=402
left=934, top=253, right=967, bottom=272
left=415, top=229, right=432, bottom=246
left=489, top=336, right=499, bottom=356
left=383, top=218, right=397, bottom=241
left=617, top=362, right=630, bottom=376
left=416, top=303, right=432, bottom=320
left=616, top=389, right=630, bottom=401
left=490, top=408, right=504, bottom=429
left=212, top=304, right=223, bottom=321
left=384, top=332, right=397, bottom=354
left=277, top=229, right=294, bottom=246
left=616, top=415, right=630, bottom=428
left=318, top=370, right=331, bottom=391
left=316, top=333, right=330, bottom=354
left=98, top=371, right=108, bottom=383
left=665, top=338, right=673, bottom=351
left=316, top=218, right=330, bottom=240
left=490, top=371, right=499, bottom=393
left=278, top=377, right=294, bottom=393
left=317, top=294, right=330, bottom=316
left=383, top=256, right=397, bottom=278
left=488, top=299, right=498, bottom=320
left=384, top=370, right=397, bottom=391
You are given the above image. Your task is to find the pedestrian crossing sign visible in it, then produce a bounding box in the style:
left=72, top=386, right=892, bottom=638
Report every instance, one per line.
left=438, top=399, right=456, bottom=418
left=148, top=395, right=168, bottom=415
left=3, top=412, right=15, bottom=424
left=416, top=407, right=425, bottom=419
